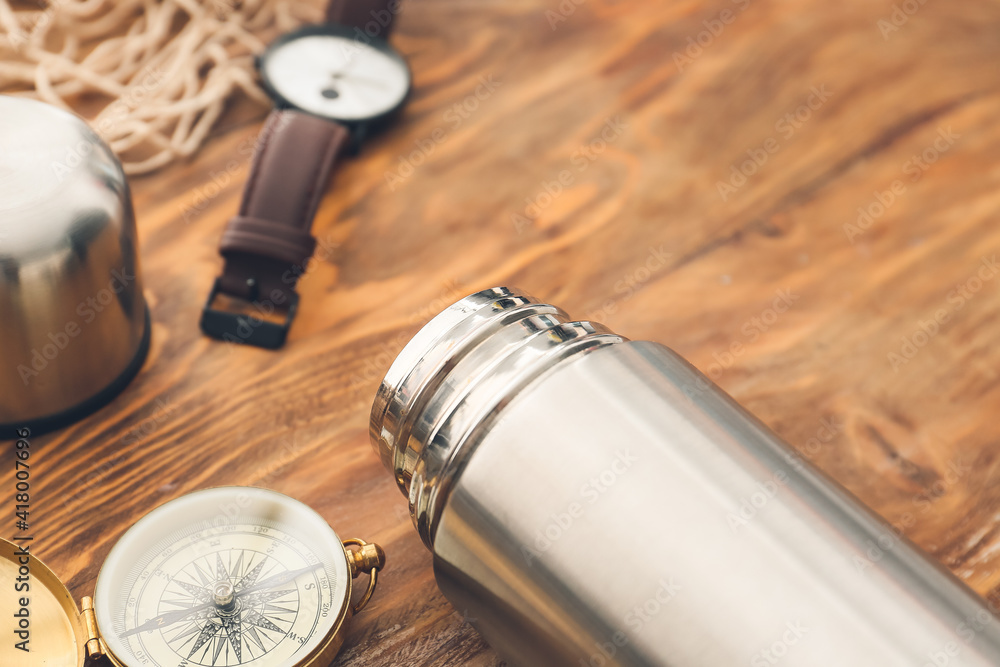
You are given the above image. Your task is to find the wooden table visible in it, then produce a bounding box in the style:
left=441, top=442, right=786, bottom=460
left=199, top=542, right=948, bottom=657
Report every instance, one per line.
left=11, top=0, right=1000, bottom=664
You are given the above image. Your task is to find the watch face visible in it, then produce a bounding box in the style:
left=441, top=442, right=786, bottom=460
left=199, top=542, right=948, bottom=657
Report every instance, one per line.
left=94, top=487, right=351, bottom=667
left=258, top=24, right=411, bottom=123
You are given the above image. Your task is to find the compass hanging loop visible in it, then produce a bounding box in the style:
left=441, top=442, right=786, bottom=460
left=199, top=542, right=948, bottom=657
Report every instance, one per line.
left=343, top=538, right=386, bottom=614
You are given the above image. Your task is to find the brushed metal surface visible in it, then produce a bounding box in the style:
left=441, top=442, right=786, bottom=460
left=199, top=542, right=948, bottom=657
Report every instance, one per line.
left=372, top=287, right=1000, bottom=666
left=0, top=96, right=147, bottom=429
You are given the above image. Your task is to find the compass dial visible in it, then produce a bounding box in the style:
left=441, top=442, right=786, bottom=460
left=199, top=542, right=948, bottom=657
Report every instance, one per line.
left=94, top=488, right=351, bottom=667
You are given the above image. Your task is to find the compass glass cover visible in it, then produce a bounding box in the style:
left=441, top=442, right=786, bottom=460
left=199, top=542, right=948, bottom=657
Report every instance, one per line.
left=94, top=487, right=350, bottom=667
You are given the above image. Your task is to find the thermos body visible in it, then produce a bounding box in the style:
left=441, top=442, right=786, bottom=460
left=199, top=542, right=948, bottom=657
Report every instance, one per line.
left=370, top=287, right=1000, bottom=666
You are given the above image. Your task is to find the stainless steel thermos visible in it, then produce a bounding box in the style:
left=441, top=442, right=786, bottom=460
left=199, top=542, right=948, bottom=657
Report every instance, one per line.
left=370, top=287, right=1000, bottom=666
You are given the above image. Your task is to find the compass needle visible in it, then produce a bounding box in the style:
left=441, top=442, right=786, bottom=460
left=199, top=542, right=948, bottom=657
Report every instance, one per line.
left=264, top=601, right=297, bottom=614
left=238, top=563, right=324, bottom=597
left=169, top=620, right=204, bottom=643
left=175, top=579, right=213, bottom=602
left=237, top=559, right=267, bottom=591
left=160, top=597, right=194, bottom=608
left=232, top=549, right=246, bottom=581
left=243, top=588, right=296, bottom=607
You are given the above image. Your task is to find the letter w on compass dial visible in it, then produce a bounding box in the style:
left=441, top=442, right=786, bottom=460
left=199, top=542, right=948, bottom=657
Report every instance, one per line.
left=139, top=548, right=321, bottom=666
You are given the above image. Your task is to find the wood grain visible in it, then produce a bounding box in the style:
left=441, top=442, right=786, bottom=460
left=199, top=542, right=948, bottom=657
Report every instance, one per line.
left=6, top=0, right=1000, bottom=664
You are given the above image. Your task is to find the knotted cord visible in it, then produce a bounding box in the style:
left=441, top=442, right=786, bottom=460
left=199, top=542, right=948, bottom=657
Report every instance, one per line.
left=0, top=0, right=319, bottom=174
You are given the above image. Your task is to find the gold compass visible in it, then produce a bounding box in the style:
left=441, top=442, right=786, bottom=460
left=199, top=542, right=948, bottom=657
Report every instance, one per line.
left=0, top=487, right=385, bottom=667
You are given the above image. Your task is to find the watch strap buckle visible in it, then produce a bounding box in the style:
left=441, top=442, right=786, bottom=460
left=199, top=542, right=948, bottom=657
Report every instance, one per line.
left=199, top=277, right=299, bottom=350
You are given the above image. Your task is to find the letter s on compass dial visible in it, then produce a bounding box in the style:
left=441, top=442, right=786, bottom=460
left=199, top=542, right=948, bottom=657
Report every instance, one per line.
left=93, top=488, right=353, bottom=667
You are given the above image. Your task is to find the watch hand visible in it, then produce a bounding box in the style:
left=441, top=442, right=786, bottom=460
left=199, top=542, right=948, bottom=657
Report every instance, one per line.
left=341, top=75, right=388, bottom=89
left=235, top=562, right=324, bottom=597
left=330, top=56, right=361, bottom=79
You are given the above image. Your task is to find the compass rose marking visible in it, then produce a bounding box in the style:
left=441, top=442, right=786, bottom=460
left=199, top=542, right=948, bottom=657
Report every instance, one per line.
left=235, top=559, right=267, bottom=591
left=211, top=629, right=226, bottom=666
left=242, top=588, right=295, bottom=606
left=187, top=621, right=219, bottom=659
left=140, top=547, right=318, bottom=666
left=264, top=603, right=297, bottom=615
left=221, top=614, right=243, bottom=663
left=191, top=560, right=215, bottom=586
left=244, top=608, right=284, bottom=634
left=160, top=597, right=197, bottom=609
left=167, top=620, right=204, bottom=644
left=216, top=553, right=230, bottom=582
left=259, top=561, right=281, bottom=584
left=231, top=550, right=245, bottom=582
left=173, top=579, right=212, bottom=602
left=244, top=624, right=266, bottom=653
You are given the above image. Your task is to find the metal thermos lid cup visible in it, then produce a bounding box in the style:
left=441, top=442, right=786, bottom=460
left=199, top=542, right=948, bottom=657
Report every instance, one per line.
left=0, top=96, right=150, bottom=437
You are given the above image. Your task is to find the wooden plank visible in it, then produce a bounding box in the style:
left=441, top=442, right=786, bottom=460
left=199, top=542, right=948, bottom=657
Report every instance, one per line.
left=6, top=0, right=1000, bottom=664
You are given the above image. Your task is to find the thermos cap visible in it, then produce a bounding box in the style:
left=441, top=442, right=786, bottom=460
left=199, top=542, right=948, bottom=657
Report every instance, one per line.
left=370, top=287, right=622, bottom=545
left=0, top=96, right=150, bottom=437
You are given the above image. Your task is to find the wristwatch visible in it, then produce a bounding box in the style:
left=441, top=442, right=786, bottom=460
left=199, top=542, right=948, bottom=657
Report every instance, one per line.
left=200, top=0, right=411, bottom=349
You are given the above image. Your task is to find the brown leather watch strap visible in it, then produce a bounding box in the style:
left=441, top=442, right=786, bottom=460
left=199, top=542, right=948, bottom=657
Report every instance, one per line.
left=216, top=109, right=349, bottom=303
left=326, top=0, right=400, bottom=38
